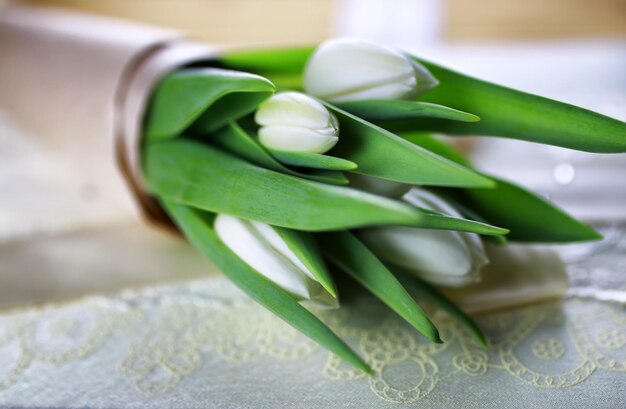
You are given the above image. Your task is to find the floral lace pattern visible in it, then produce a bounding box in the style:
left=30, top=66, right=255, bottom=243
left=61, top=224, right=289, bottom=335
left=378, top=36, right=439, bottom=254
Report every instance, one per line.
left=0, top=287, right=625, bottom=406
left=1, top=228, right=626, bottom=407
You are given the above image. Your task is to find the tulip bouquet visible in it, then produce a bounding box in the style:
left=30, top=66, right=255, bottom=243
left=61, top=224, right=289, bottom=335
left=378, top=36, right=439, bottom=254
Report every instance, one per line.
left=141, top=39, right=626, bottom=373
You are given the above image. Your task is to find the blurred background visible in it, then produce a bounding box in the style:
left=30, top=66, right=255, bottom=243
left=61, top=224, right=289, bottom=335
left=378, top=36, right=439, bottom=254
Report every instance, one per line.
left=7, top=0, right=626, bottom=44
left=0, top=0, right=625, bottom=307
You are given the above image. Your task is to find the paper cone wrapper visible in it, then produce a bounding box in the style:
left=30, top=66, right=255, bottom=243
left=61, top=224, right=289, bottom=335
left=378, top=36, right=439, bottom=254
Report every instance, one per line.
left=0, top=5, right=218, bottom=227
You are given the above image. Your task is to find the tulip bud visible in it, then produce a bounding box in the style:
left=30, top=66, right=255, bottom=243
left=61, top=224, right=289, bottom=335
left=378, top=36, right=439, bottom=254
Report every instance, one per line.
left=255, top=91, right=339, bottom=154
left=358, top=189, right=489, bottom=287
left=303, top=38, right=438, bottom=102
left=214, top=214, right=338, bottom=308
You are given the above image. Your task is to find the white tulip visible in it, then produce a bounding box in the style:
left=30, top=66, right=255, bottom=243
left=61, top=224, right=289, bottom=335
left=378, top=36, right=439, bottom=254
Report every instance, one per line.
left=303, top=38, right=438, bottom=102
left=255, top=91, right=339, bottom=154
left=214, top=214, right=338, bottom=308
left=358, top=189, right=489, bottom=287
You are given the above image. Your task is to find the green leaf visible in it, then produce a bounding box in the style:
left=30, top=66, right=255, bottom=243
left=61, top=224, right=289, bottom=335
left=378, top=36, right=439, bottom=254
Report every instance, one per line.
left=320, top=231, right=441, bottom=343
left=403, top=133, right=600, bottom=242
left=143, top=138, right=508, bottom=235
left=325, top=104, right=494, bottom=188
left=407, top=209, right=506, bottom=235
left=160, top=201, right=370, bottom=373
left=272, top=226, right=338, bottom=297
left=335, top=99, right=480, bottom=123
left=267, top=149, right=358, bottom=170
left=219, top=47, right=314, bottom=91
left=212, top=122, right=348, bottom=185
left=219, top=46, right=315, bottom=90
left=144, top=68, right=275, bottom=141
left=220, top=46, right=314, bottom=73
left=460, top=176, right=602, bottom=242
left=433, top=191, right=508, bottom=246
left=400, top=132, right=473, bottom=167
left=391, top=265, right=487, bottom=348
left=410, top=58, right=626, bottom=153
left=301, top=170, right=349, bottom=185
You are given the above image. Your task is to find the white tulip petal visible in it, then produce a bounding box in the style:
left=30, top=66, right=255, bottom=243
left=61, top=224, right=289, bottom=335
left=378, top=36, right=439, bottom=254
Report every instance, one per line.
left=404, top=187, right=489, bottom=271
left=326, top=81, right=417, bottom=103
left=255, top=92, right=339, bottom=154
left=258, top=125, right=338, bottom=153
left=303, top=38, right=437, bottom=102
left=410, top=59, right=439, bottom=95
left=403, top=188, right=462, bottom=217
left=215, top=215, right=337, bottom=307
left=303, top=285, right=340, bottom=309
left=359, top=227, right=473, bottom=277
left=250, top=221, right=317, bottom=281
left=255, top=91, right=334, bottom=129
left=304, top=39, right=413, bottom=99
left=358, top=188, right=489, bottom=288
left=215, top=215, right=312, bottom=298
left=460, top=228, right=490, bottom=268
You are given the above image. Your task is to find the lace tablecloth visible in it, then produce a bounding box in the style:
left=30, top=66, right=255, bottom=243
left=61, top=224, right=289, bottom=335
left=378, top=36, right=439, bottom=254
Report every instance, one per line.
left=0, top=226, right=625, bottom=409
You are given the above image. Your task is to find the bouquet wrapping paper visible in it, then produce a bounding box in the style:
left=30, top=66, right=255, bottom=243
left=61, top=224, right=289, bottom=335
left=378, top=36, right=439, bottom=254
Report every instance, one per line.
left=0, top=5, right=567, bottom=312
left=0, top=5, right=215, bottom=224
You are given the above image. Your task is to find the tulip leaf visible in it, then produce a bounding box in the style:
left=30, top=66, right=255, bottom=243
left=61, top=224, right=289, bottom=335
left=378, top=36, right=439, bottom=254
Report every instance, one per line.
left=302, top=170, right=349, bottom=185
left=335, top=99, right=480, bottom=123
left=325, top=104, right=494, bottom=189
left=272, top=226, right=338, bottom=297
left=434, top=192, right=508, bottom=246
left=400, top=132, right=473, bottom=167
left=320, top=231, right=441, bottom=343
left=212, top=122, right=348, bottom=184
left=144, top=138, right=508, bottom=235
left=219, top=47, right=315, bottom=90
left=160, top=201, right=370, bottom=373
left=221, top=46, right=313, bottom=73
left=406, top=208, right=506, bottom=235
left=267, top=149, right=358, bottom=170
left=459, top=176, right=602, bottom=242
left=402, top=133, right=601, bottom=242
left=391, top=265, right=487, bottom=348
left=144, top=68, right=275, bottom=141
left=409, top=58, right=626, bottom=153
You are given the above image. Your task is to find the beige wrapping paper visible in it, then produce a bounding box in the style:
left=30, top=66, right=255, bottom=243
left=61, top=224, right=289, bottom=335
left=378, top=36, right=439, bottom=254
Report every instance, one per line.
left=0, top=5, right=216, bottom=224
left=0, top=5, right=222, bottom=307
left=0, top=5, right=569, bottom=312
